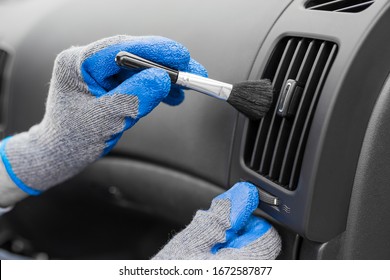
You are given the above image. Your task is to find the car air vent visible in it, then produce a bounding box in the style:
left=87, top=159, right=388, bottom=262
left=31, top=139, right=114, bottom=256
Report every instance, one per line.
left=306, top=0, right=374, bottom=13
left=244, top=37, right=337, bottom=190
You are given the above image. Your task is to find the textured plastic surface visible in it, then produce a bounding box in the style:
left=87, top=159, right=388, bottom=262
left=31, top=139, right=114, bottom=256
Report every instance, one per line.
left=300, top=74, right=390, bottom=258
left=340, top=74, right=390, bottom=259
left=81, top=157, right=224, bottom=224
left=0, top=0, right=291, bottom=188
left=0, top=0, right=292, bottom=259
left=2, top=0, right=390, bottom=259
left=3, top=157, right=224, bottom=259
left=230, top=0, right=390, bottom=242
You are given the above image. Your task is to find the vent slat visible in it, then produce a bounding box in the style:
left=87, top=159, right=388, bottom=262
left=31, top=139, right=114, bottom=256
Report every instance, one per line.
left=271, top=38, right=299, bottom=92
left=289, top=43, right=338, bottom=189
left=259, top=39, right=309, bottom=175
left=268, top=119, right=292, bottom=179
left=295, top=41, right=321, bottom=84
left=306, top=0, right=374, bottom=12
left=244, top=37, right=337, bottom=190
left=249, top=118, right=268, bottom=169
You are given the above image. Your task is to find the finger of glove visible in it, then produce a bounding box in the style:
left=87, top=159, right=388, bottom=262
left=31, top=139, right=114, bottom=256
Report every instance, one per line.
left=81, top=36, right=190, bottom=97
left=175, top=183, right=258, bottom=255
left=105, top=68, right=171, bottom=119
left=153, top=183, right=260, bottom=259
left=186, top=58, right=208, bottom=77
left=162, top=58, right=208, bottom=106
left=214, top=182, right=259, bottom=233
left=162, top=87, right=184, bottom=106
left=221, top=215, right=271, bottom=249
left=155, top=199, right=233, bottom=258
left=97, top=68, right=169, bottom=155
left=210, top=182, right=259, bottom=254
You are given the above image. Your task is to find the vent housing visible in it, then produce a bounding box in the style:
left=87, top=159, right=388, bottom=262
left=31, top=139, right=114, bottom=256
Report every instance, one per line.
left=306, top=0, right=374, bottom=13
left=244, top=37, right=337, bottom=190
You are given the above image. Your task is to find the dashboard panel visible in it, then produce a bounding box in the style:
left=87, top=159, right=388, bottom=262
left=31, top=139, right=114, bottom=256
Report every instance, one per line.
left=1, top=0, right=390, bottom=259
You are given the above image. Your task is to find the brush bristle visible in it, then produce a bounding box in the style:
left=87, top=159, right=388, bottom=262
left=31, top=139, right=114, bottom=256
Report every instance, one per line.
left=227, top=79, right=274, bottom=120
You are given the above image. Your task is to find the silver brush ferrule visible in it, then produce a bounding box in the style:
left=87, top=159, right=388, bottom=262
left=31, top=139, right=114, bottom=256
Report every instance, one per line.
left=176, top=72, right=232, bottom=100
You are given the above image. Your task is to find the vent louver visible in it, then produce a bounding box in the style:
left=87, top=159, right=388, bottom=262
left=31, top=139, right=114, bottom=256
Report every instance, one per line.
left=306, top=0, right=374, bottom=13
left=244, top=37, right=337, bottom=190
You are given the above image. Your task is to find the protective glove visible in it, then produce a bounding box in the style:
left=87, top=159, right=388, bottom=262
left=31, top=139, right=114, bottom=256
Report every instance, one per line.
left=153, top=182, right=281, bottom=260
left=0, top=35, right=207, bottom=207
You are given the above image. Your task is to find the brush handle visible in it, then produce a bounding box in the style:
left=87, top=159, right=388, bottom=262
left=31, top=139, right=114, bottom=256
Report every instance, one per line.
left=115, top=51, right=179, bottom=83
left=115, top=51, right=232, bottom=100
left=175, top=72, right=232, bottom=100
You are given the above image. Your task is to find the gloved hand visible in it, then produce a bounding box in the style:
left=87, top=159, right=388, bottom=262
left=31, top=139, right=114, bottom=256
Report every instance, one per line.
left=0, top=35, right=207, bottom=207
left=153, top=182, right=281, bottom=260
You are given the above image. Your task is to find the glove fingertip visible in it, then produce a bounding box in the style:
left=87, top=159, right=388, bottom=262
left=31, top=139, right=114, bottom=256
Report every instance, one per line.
left=215, top=182, right=259, bottom=209
left=120, top=68, right=171, bottom=95
left=142, top=68, right=171, bottom=100
left=219, top=216, right=272, bottom=251
left=129, top=36, right=191, bottom=71
left=130, top=68, right=171, bottom=118
left=163, top=88, right=185, bottom=106
left=214, top=182, right=259, bottom=232
left=187, top=58, right=208, bottom=78
left=245, top=215, right=272, bottom=236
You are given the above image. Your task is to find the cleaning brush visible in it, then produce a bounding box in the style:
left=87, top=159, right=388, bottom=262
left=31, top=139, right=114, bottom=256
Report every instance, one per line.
left=115, top=51, right=274, bottom=120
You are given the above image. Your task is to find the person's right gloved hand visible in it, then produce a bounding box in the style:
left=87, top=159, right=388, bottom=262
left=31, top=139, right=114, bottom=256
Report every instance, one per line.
left=153, top=182, right=281, bottom=260
left=0, top=35, right=207, bottom=207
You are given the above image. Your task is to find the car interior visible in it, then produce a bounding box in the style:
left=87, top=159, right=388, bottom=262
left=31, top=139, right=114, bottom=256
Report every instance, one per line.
left=0, top=0, right=390, bottom=259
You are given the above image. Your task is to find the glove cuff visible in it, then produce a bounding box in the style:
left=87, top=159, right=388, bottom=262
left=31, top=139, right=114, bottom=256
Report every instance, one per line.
left=0, top=139, right=29, bottom=207
left=1, top=119, right=96, bottom=193
left=0, top=137, right=43, bottom=196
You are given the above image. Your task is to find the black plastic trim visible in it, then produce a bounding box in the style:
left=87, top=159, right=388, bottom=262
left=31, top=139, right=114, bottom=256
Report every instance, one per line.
left=230, top=0, right=390, bottom=242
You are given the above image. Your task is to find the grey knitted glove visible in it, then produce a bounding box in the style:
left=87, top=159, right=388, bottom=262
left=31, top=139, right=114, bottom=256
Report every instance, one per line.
left=153, top=182, right=281, bottom=260
left=0, top=35, right=207, bottom=207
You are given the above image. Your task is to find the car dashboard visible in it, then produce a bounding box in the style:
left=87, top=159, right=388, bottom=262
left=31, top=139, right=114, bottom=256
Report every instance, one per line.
left=0, top=0, right=390, bottom=259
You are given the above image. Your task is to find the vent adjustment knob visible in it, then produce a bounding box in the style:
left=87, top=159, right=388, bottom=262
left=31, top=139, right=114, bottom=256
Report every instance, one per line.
left=277, top=79, right=303, bottom=118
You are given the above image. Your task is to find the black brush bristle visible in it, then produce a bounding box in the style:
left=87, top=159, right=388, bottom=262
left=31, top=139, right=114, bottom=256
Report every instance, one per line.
left=227, top=79, right=274, bottom=120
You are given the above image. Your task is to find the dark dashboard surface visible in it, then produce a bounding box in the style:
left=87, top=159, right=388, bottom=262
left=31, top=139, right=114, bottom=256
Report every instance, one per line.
left=1, top=0, right=390, bottom=259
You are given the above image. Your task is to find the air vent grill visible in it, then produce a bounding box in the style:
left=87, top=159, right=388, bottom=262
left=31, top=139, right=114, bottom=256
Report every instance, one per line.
left=306, top=0, right=374, bottom=13
left=244, top=37, right=337, bottom=190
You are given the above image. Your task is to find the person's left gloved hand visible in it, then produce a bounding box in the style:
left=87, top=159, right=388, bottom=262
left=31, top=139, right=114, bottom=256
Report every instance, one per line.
left=0, top=35, right=207, bottom=207
left=153, top=182, right=281, bottom=260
